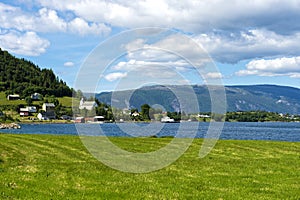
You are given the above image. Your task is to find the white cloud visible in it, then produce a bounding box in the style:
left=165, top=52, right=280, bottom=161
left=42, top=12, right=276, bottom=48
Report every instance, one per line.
left=123, top=35, right=211, bottom=67
left=194, top=29, right=300, bottom=63
left=113, top=59, right=191, bottom=72
left=109, top=35, right=210, bottom=82
left=0, top=31, right=50, bottom=56
left=204, top=72, right=223, bottom=79
left=27, top=0, right=300, bottom=64
left=2, top=1, right=300, bottom=63
left=68, top=17, right=110, bottom=36
left=0, top=3, right=111, bottom=35
left=64, top=61, right=74, bottom=67
left=124, top=39, right=145, bottom=52
left=111, top=59, right=185, bottom=80
left=122, top=29, right=300, bottom=68
left=104, top=72, right=128, bottom=82
left=37, top=8, right=67, bottom=32
left=0, top=2, right=112, bottom=56
left=104, top=33, right=223, bottom=87
left=236, top=57, right=300, bottom=78
left=101, top=31, right=229, bottom=87
left=35, top=0, right=300, bottom=34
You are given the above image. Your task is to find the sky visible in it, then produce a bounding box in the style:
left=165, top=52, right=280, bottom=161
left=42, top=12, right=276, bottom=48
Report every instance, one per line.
left=1, top=0, right=300, bottom=92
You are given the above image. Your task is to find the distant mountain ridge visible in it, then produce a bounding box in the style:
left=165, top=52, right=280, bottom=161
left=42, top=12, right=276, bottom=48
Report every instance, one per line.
left=96, top=84, right=300, bottom=114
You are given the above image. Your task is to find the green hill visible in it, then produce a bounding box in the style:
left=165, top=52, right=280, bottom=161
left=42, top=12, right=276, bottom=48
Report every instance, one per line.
left=0, top=48, right=73, bottom=98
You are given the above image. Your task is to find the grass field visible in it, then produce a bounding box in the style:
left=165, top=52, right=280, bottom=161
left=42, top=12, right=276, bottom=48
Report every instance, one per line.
left=0, top=92, right=77, bottom=107
left=0, top=134, right=299, bottom=199
left=0, top=92, right=25, bottom=106
left=57, top=96, right=79, bottom=107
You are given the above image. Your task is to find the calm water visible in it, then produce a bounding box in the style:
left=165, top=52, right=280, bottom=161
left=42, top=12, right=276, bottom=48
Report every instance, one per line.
left=1, top=122, right=300, bottom=142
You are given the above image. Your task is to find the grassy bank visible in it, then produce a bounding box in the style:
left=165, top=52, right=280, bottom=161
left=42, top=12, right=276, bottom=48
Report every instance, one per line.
left=0, top=134, right=299, bottom=199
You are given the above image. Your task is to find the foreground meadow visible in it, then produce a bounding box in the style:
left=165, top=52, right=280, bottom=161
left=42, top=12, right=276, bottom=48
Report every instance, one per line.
left=0, top=134, right=299, bottom=199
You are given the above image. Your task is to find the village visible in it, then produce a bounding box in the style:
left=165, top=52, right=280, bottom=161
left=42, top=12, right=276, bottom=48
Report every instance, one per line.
left=1, top=92, right=212, bottom=125
left=3, top=90, right=299, bottom=127
left=2, top=92, right=177, bottom=124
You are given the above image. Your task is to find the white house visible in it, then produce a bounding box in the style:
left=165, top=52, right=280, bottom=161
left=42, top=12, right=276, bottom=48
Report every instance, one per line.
left=19, top=106, right=37, bottom=117
left=42, top=103, right=56, bottom=119
left=20, top=108, right=29, bottom=117
left=27, top=106, right=37, bottom=113
left=31, top=93, right=42, bottom=100
left=198, top=114, right=210, bottom=118
left=79, top=98, right=98, bottom=110
left=42, top=103, right=55, bottom=112
left=131, top=111, right=140, bottom=117
left=7, top=94, right=20, bottom=100
left=161, top=116, right=175, bottom=123
left=37, top=113, right=44, bottom=120
left=94, top=116, right=105, bottom=122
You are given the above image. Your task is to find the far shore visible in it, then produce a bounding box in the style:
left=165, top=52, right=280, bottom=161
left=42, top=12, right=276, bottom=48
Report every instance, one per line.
left=4, top=120, right=300, bottom=126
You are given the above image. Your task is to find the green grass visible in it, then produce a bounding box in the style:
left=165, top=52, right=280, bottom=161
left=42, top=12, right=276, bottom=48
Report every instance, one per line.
left=57, top=96, right=79, bottom=107
left=0, top=92, right=25, bottom=106
left=0, top=134, right=299, bottom=199
left=0, top=92, right=77, bottom=107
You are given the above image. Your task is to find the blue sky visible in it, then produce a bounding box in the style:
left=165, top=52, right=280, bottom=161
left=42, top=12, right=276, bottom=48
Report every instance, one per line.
left=1, top=0, right=300, bottom=92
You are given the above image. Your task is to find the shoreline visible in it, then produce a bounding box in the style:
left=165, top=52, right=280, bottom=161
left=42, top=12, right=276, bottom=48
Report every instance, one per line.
left=0, top=122, right=21, bottom=129
left=2, top=120, right=300, bottom=128
left=18, top=120, right=300, bottom=124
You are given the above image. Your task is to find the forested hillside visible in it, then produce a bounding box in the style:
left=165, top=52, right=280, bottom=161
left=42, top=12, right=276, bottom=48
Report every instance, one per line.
left=0, top=48, right=73, bottom=97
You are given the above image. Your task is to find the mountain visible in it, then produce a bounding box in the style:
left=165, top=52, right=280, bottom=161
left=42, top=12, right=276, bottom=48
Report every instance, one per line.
left=96, top=84, right=300, bottom=114
left=0, top=48, right=73, bottom=97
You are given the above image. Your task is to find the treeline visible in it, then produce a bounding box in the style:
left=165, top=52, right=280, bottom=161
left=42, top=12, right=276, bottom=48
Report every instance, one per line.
left=82, top=102, right=176, bottom=122
left=0, top=48, right=73, bottom=97
left=225, top=111, right=299, bottom=122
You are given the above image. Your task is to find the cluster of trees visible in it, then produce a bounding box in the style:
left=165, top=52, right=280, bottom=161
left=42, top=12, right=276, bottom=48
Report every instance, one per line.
left=0, top=48, right=73, bottom=98
left=93, top=103, right=167, bottom=122
left=225, top=111, right=299, bottom=122
left=0, top=111, right=15, bottom=123
left=130, top=104, right=152, bottom=121
left=167, top=111, right=181, bottom=122
left=94, top=104, right=166, bottom=122
left=95, top=99, right=114, bottom=121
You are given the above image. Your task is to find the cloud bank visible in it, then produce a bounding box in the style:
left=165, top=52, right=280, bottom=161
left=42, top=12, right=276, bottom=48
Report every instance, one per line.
left=34, top=0, right=300, bottom=35
left=1, top=0, right=300, bottom=80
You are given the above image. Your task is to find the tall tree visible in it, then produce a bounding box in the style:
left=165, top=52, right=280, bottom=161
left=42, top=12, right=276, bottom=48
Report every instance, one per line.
left=141, top=104, right=151, bottom=121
